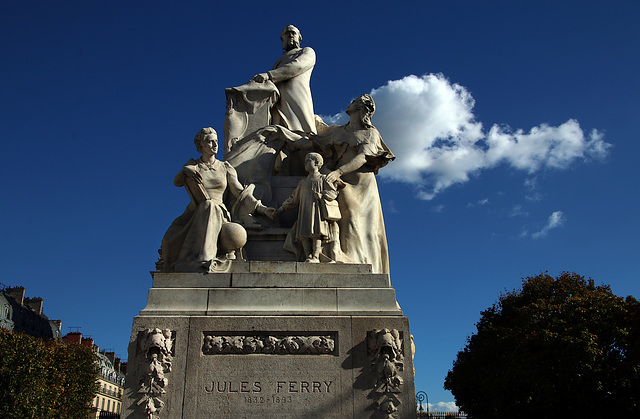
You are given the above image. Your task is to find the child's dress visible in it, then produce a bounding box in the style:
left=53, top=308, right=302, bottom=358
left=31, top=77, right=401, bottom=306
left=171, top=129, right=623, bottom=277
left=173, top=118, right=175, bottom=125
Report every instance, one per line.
left=280, top=174, right=337, bottom=241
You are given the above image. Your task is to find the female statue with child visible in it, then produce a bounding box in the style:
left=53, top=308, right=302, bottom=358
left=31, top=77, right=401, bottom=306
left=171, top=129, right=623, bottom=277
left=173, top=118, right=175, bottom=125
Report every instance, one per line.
left=272, top=94, right=395, bottom=273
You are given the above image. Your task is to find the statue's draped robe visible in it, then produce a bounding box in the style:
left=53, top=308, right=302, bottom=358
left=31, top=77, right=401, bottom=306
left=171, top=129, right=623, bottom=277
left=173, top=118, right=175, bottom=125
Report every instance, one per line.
left=161, top=159, right=243, bottom=272
left=268, top=47, right=316, bottom=135
left=224, top=132, right=283, bottom=203
left=314, top=125, right=395, bottom=274
left=280, top=175, right=340, bottom=261
left=224, top=81, right=279, bottom=150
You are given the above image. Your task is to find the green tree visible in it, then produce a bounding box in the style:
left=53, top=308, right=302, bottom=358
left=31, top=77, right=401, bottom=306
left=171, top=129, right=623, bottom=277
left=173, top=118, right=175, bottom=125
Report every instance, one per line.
left=444, top=272, right=640, bottom=418
left=0, top=329, right=99, bottom=418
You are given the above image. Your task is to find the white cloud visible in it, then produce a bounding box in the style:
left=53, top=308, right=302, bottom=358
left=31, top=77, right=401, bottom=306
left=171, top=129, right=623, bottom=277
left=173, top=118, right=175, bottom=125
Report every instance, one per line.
left=523, top=177, right=543, bottom=201
left=427, top=401, right=460, bottom=412
left=385, top=200, right=399, bottom=213
left=359, top=74, right=612, bottom=200
left=524, top=177, right=537, bottom=190
left=320, top=112, right=347, bottom=126
left=531, top=211, right=566, bottom=239
left=467, top=198, right=489, bottom=208
left=510, top=204, right=529, bottom=217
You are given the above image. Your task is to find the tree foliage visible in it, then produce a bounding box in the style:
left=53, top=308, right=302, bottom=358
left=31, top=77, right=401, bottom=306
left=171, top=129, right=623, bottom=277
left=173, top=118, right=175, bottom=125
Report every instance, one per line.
left=0, top=329, right=99, bottom=418
left=444, top=272, right=640, bottom=418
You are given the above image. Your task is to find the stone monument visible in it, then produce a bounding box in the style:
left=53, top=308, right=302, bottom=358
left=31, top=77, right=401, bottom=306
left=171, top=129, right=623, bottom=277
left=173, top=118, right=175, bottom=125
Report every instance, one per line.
left=122, top=25, right=416, bottom=419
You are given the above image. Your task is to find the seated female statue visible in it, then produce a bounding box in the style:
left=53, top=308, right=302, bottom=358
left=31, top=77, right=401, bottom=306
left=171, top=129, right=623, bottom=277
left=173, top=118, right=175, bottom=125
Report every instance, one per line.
left=160, top=127, right=274, bottom=272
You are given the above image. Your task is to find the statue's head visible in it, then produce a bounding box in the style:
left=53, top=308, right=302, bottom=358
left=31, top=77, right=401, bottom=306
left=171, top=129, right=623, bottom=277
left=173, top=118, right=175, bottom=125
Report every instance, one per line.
left=346, top=94, right=376, bottom=128
left=281, top=25, right=301, bottom=50
left=305, top=152, right=323, bottom=170
left=194, top=127, right=218, bottom=154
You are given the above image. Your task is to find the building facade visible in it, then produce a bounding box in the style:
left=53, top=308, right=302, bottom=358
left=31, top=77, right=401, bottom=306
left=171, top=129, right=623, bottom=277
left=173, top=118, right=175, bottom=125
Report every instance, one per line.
left=63, top=332, right=127, bottom=418
left=0, top=286, right=62, bottom=339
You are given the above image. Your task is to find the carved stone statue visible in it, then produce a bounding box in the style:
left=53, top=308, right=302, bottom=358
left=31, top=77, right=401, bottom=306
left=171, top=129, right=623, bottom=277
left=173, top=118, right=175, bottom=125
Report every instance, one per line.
left=223, top=125, right=315, bottom=206
left=252, top=24, right=316, bottom=136
left=272, top=94, right=395, bottom=273
left=224, top=24, right=316, bottom=176
left=273, top=152, right=343, bottom=262
left=159, top=128, right=275, bottom=272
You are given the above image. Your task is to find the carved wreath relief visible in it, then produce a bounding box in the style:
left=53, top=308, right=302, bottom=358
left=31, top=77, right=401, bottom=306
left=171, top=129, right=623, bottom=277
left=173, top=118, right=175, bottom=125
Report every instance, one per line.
left=368, top=329, right=404, bottom=418
left=203, top=333, right=335, bottom=355
left=136, top=328, right=175, bottom=419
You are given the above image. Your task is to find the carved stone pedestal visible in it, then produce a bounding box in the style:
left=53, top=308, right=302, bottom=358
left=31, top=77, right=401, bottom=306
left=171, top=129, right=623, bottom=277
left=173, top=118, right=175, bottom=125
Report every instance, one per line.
left=122, top=262, right=416, bottom=419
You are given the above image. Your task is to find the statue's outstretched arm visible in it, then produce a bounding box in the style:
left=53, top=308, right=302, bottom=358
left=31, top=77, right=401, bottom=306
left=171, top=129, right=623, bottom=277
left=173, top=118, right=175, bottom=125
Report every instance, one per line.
left=267, top=48, right=316, bottom=82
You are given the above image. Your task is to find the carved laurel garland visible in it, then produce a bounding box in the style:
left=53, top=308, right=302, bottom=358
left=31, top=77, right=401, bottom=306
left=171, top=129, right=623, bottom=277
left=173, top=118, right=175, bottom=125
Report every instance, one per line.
left=202, top=333, right=336, bottom=355
left=367, top=329, right=405, bottom=419
left=136, top=328, right=175, bottom=419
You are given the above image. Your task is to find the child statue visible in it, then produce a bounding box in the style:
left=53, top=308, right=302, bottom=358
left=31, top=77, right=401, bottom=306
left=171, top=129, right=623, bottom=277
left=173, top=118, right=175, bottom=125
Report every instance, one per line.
left=272, top=152, right=342, bottom=263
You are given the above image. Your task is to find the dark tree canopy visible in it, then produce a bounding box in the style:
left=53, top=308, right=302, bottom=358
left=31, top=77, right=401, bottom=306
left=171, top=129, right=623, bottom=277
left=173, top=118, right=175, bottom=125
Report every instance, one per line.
left=0, top=329, right=99, bottom=418
left=445, top=272, right=640, bottom=419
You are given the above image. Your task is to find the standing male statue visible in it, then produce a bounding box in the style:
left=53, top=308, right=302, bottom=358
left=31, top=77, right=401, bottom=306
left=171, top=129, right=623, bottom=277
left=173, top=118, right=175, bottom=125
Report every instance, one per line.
left=224, top=25, right=317, bottom=154
left=252, top=24, right=317, bottom=135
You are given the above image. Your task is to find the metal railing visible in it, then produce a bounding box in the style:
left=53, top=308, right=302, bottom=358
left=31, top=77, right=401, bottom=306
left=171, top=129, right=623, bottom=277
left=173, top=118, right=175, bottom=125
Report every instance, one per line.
left=416, top=391, right=467, bottom=418
left=417, top=412, right=467, bottom=418
left=96, top=386, right=122, bottom=399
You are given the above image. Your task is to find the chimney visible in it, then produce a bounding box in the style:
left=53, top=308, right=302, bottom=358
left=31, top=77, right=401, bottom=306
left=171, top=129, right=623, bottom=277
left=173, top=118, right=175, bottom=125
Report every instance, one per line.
left=6, top=287, right=25, bottom=305
left=25, top=297, right=43, bottom=315
left=63, top=332, right=82, bottom=345
left=82, top=337, right=94, bottom=349
left=104, top=351, right=116, bottom=364
left=51, top=320, right=62, bottom=334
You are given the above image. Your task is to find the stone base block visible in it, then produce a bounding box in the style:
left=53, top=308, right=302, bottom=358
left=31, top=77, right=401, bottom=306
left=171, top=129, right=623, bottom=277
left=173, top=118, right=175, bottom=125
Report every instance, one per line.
left=140, top=263, right=400, bottom=317
left=122, top=315, right=416, bottom=419
left=123, top=262, right=415, bottom=418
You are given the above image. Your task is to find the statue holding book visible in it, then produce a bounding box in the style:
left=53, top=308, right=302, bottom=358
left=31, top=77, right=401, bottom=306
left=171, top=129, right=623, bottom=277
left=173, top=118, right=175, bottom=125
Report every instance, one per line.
left=159, top=128, right=275, bottom=273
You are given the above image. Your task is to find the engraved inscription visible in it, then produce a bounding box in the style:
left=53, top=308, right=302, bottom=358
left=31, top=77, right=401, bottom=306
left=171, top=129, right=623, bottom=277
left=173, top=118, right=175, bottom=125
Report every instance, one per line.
left=202, top=332, right=336, bottom=355
left=276, top=380, right=332, bottom=393
left=245, top=395, right=292, bottom=404
left=205, top=381, right=262, bottom=393
left=203, top=380, right=333, bottom=396
left=203, top=379, right=335, bottom=409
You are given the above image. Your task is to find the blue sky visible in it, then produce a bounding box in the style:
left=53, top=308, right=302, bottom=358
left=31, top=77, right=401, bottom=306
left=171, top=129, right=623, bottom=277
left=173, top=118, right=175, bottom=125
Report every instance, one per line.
left=2, top=0, right=639, bottom=409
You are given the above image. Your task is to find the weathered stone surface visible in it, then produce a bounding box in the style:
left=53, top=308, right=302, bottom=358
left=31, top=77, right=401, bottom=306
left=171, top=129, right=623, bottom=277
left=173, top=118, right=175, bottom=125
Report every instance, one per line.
left=249, top=260, right=297, bottom=273
left=230, top=272, right=390, bottom=288
left=244, top=229, right=297, bottom=261
left=296, top=262, right=372, bottom=274
left=122, top=317, right=189, bottom=419
left=207, top=288, right=338, bottom=315
left=122, top=315, right=415, bottom=418
left=140, top=264, right=398, bottom=317
left=152, top=273, right=232, bottom=288
left=142, top=288, right=209, bottom=315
